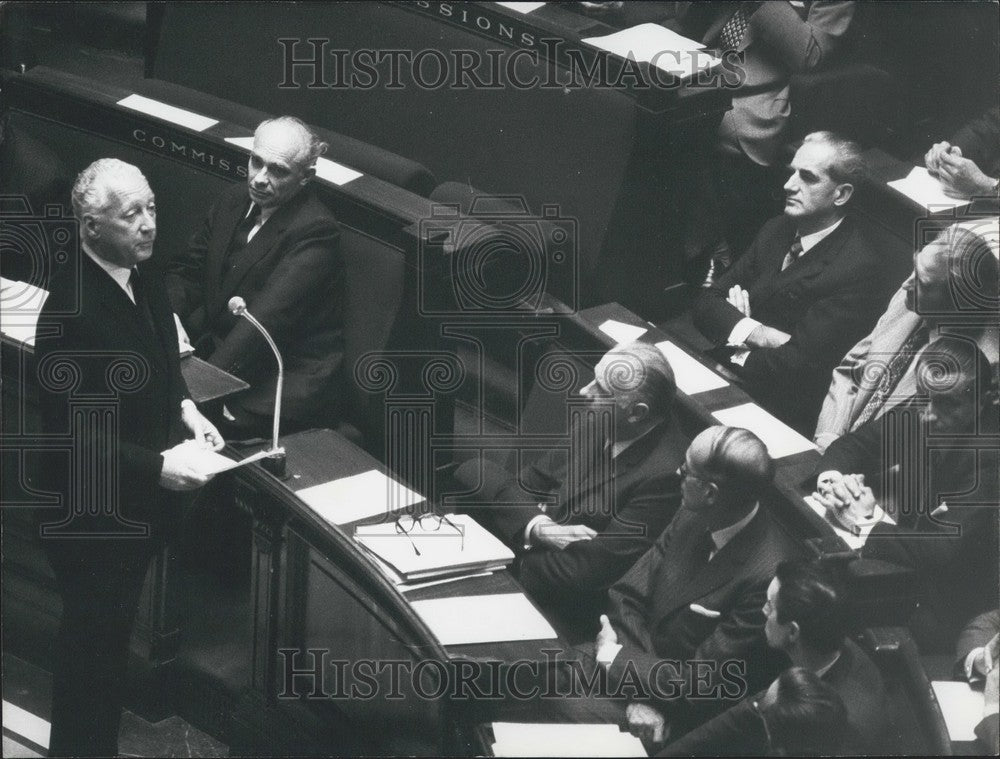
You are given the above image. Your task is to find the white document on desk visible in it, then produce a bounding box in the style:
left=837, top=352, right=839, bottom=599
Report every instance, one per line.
left=713, top=403, right=817, bottom=459
left=654, top=340, right=728, bottom=394
left=599, top=319, right=647, bottom=344
left=931, top=680, right=985, bottom=742
left=494, top=1, right=546, bottom=13
left=582, top=23, right=721, bottom=77
left=410, top=593, right=557, bottom=645
left=117, top=94, right=219, bottom=132
left=887, top=166, right=974, bottom=212
left=1, top=277, right=49, bottom=346
left=190, top=448, right=279, bottom=476
left=297, top=469, right=425, bottom=526
left=492, top=722, right=647, bottom=757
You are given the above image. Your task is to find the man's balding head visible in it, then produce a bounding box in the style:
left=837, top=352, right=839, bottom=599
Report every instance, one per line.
left=247, top=116, right=328, bottom=210
left=72, top=158, right=156, bottom=267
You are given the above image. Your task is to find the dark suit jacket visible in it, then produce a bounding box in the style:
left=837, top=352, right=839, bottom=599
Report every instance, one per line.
left=693, top=214, right=895, bottom=430
left=815, top=408, right=1000, bottom=649
left=659, top=637, right=886, bottom=755
left=471, top=421, right=689, bottom=630
left=35, top=253, right=190, bottom=547
left=166, top=183, right=344, bottom=425
left=606, top=505, right=798, bottom=718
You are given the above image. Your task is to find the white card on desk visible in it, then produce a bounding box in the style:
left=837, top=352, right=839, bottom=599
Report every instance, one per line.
left=931, top=680, right=984, bottom=742
left=582, top=23, right=720, bottom=77
left=495, top=1, right=546, bottom=13
left=409, top=593, right=557, bottom=645
left=598, top=319, right=647, bottom=344
left=887, top=166, right=974, bottom=212
left=654, top=340, right=728, bottom=394
left=296, top=469, right=424, bottom=526
left=118, top=94, right=218, bottom=132
left=712, top=403, right=817, bottom=459
left=492, top=722, right=647, bottom=757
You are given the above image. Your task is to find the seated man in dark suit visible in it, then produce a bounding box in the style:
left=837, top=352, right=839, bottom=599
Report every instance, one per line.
left=166, top=115, right=344, bottom=437
left=693, top=131, right=897, bottom=433
left=662, top=666, right=850, bottom=756
left=811, top=336, right=999, bottom=651
left=955, top=609, right=999, bottom=755
left=594, top=426, right=798, bottom=735
left=644, top=559, right=886, bottom=754
left=456, top=342, right=688, bottom=636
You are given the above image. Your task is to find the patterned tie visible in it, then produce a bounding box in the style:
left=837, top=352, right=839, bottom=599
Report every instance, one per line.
left=780, top=235, right=803, bottom=271
left=720, top=5, right=750, bottom=49
left=855, top=323, right=931, bottom=426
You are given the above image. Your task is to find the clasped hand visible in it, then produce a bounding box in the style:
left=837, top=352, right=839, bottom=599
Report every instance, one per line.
left=925, top=142, right=996, bottom=199
left=812, top=471, right=878, bottom=531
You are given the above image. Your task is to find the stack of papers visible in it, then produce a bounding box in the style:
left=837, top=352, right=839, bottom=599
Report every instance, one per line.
left=354, top=513, right=513, bottom=582
left=492, top=722, right=647, bottom=757
left=582, top=23, right=721, bottom=79
left=410, top=593, right=557, bottom=646
left=296, top=469, right=424, bottom=526
left=0, top=277, right=49, bottom=346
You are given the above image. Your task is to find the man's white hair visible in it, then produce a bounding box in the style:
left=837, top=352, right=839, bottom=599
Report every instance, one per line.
left=71, top=158, right=149, bottom=221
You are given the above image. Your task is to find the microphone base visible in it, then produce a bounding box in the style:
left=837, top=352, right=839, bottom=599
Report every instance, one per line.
left=261, top=449, right=288, bottom=479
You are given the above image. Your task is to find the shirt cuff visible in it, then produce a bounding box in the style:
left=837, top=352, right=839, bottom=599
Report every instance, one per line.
left=730, top=349, right=751, bottom=367
left=596, top=642, right=623, bottom=670
left=524, top=514, right=553, bottom=550
left=727, top=317, right=762, bottom=347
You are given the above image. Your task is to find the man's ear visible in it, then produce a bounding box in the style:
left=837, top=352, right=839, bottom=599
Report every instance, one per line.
left=626, top=401, right=650, bottom=424
left=787, top=620, right=801, bottom=645
left=833, top=182, right=854, bottom=207
left=82, top=214, right=100, bottom=238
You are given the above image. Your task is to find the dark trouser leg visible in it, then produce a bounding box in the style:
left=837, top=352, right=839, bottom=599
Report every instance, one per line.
left=47, top=545, right=153, bottom=757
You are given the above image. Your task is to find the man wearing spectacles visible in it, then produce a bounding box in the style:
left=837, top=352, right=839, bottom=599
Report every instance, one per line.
left=455, top=342, right=688, bottom=636
left=594, top=426, right=797, bottom=739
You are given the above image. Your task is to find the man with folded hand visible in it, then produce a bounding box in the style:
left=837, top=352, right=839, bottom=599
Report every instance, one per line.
left=693, top=131, right=898, bottom=433
left=810, top=336, right=999, bottom=650
left=594, top=426, right=797, bottom=739
left=35, top=158, right=223, bottom=756
left=455, top=342, right=688, bottom=637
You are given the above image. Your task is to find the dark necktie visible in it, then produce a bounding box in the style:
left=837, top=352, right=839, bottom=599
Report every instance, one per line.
left=129, top=268, right=155, bottom=332
left=693, top=530, right=716, bottom=567
left=720, top=5, right=750, bottom=49
left=855, top=323, right=931, bottom=426
left=780, top=234, right=804, bottom=271
left=225, top=203, right=261, bottom=271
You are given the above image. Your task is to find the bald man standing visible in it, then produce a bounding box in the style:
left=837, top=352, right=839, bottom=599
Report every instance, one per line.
left=167, top=116, right=344, bottom=436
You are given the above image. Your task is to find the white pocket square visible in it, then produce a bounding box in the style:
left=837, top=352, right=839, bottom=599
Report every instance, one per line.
left=689, top=603, right=721, bottom=618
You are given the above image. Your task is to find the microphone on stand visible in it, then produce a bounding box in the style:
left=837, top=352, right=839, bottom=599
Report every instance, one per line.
left=229, top=296, right=287, bottom=477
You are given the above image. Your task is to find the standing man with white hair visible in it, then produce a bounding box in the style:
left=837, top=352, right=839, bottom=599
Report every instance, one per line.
left=35, top=158, right=223, bottom=756
left=167, top=116, right=344, bottom=437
